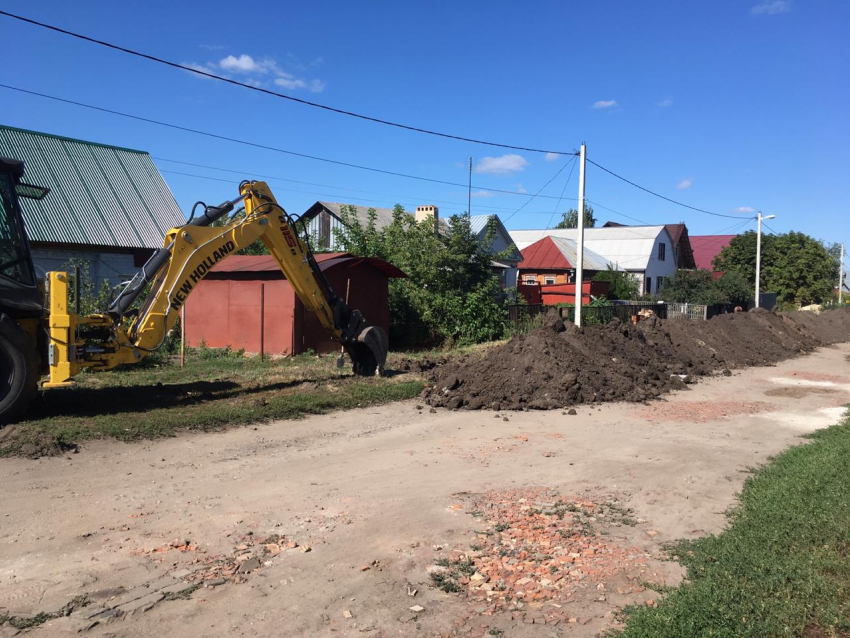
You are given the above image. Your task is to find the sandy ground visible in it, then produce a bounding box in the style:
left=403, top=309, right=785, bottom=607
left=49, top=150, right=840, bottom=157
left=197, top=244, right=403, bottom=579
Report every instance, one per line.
left=1, top=344, right=849, bottom=638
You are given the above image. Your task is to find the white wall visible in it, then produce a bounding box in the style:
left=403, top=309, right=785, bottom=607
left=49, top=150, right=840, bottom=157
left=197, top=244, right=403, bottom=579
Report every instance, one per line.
left=642, top=231, right=678, bottom=295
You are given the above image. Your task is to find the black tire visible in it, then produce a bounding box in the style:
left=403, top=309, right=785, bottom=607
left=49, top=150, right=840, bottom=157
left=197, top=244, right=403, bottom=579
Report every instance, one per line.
left=0, top=315, right=38, bottom=426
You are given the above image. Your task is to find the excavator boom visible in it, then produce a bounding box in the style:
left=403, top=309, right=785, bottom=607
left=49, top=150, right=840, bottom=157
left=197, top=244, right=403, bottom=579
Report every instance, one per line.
left=44, top=180, right=388, bottom=387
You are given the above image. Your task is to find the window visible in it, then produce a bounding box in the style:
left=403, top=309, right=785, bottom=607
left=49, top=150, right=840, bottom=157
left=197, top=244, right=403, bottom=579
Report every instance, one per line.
left=658, top=242, right=666, bottom=261
left=544, top=276, right=556, bottom=285
left=646, top=276, right=652, bottom=294
left=0, top=173, right=35, bottom=286
left=524, top=276, right=537, bottom=286
left=657, top=276, right=665, bottom=292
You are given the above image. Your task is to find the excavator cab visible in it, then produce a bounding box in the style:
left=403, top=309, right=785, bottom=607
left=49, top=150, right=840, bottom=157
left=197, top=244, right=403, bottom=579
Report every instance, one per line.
left=0, top=157, right=49, bottom=424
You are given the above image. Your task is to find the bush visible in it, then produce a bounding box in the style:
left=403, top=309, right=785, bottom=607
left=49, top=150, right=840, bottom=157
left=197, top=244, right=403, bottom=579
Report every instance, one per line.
left=660, top=269, right=753, bottom=306
left=593, top=266, right=640, bottom=300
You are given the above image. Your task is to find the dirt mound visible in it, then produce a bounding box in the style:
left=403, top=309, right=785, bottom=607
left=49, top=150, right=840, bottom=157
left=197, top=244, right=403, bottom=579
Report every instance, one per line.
left=424, top=308, right=850, bottom=411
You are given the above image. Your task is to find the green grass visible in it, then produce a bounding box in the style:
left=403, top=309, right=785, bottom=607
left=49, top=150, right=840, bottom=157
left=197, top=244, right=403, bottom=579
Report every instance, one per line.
left=615, top=407, right=850, bottom=638
left=1, top=350, right=425, bottom=458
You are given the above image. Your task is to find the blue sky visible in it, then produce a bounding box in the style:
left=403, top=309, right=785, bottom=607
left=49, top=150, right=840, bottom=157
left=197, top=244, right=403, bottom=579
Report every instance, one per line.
left=2, top=0, right=848, bottom=253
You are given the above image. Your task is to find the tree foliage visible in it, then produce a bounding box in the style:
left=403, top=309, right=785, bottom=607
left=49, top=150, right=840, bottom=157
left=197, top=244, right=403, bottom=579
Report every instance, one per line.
left=333, top=206, right=512, bottom=348
left=592, top=266, right=640, bottom=300
left=714, top=231, right=838, bottom=306
left=660, top=269, right=752, bottom=306
left=555, top=205, right=596, bottom=229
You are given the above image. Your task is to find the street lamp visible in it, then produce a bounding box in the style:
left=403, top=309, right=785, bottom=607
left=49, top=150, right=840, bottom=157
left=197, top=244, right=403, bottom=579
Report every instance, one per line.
left=755, top=212, right=775, bottom=308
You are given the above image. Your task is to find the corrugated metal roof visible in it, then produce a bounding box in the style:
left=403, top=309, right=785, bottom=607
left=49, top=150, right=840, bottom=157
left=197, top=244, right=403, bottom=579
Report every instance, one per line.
left=312, top=202, right=401, bottom=230
left=510, top=226, right=669, bottom=271
left=690, top=234, right=736, bottom=270
left=208, top=253, right=406, bottom=278
left=0, top=125, right=185, bottom=249
left=520, top=236, right=613, bottom=271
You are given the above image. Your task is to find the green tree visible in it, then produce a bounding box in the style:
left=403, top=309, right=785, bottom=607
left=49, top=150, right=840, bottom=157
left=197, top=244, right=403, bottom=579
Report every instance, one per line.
left=555, top=206, right=596, bottom=229
left=659, top=269, right=753, bottom=306
left=715, top=231, right=837, bottom=306
left=592, top=266, right=640, bottom=300
left=333, top=207, right=512, bottom=348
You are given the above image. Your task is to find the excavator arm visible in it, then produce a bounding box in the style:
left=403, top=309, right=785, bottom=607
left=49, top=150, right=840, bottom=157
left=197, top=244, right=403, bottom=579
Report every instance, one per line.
left=44, top=181, right=388, bottom=387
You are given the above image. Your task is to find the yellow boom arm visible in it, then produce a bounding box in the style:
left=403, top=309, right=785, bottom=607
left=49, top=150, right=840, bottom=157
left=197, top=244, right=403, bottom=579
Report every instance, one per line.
left=45, top=181, right=388, bottom=387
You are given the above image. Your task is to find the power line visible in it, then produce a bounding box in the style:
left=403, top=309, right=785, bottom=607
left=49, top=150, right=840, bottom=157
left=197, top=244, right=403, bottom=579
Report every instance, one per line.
left=0, top=83, right=573, bottom=201
left=546, top=156, right=579, bottom=229
left=584, top=199, right=652, bottom=226
left=586, top=157, right=754, bottom=220
left=154, top=156, right=577, bottom=214
left=762, top=221, right=780, bottom=235
left=503, top=158, right=575, bottom=223
left=0, top=10, right=576, bottom=157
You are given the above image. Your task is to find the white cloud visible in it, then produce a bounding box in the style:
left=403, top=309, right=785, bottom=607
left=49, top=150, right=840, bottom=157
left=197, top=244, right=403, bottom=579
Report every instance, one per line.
left=751, top=0, right=790, bottom=15
left=220, top=54, right=267, bottom=73
left=544, top=152, right=561, bottom=162
left=734, top=206, right=756, bottom=214
left=592, top=100, right=617, bottom=110
left=471, top=190, right=497, bottom=198
left=515, top=183, right=528, bottom=194
left=658, top=98, right=673, bottom=107
left=676, top=178, right=693, bottom=189
left=182, top=53, right=327, bottom=92
left=474, top=154, right=529, bottom=176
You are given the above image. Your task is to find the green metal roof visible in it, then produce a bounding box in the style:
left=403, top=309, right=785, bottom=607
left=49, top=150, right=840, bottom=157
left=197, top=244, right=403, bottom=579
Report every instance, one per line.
left=0, top=125, right=185, bottom=249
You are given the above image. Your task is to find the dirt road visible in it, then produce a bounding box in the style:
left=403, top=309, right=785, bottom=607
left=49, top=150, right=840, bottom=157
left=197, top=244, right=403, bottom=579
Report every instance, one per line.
left=2, top=344, right=849, bottom=637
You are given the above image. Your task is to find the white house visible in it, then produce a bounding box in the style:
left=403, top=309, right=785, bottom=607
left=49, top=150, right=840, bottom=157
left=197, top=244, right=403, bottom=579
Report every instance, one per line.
left=510, top=225, right=677, bottom=295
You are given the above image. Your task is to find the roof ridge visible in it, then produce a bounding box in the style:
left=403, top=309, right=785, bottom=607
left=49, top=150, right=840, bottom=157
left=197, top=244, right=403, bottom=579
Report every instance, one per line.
left=0, top=124, right=148, bottom=154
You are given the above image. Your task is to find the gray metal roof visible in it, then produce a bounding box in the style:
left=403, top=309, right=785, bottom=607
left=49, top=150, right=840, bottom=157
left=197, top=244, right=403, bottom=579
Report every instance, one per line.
left=313, top=201, right=401, bottom=230
left=0, top=125, right=185, bottom=249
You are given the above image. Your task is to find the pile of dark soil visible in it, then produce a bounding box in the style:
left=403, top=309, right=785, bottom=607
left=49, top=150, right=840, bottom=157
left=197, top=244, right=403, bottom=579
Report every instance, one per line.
left=423, top=308, right=850, bottom=411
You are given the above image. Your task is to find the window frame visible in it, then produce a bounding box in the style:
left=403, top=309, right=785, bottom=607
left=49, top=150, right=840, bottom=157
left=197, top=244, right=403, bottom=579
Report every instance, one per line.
left=658, top=242, right=666, bottom=261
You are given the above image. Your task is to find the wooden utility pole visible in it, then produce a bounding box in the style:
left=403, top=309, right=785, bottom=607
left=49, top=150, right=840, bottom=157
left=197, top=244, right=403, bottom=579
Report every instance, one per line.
left=574, top=143, right=587, bottom=327
left=840, top=243, right=845, bottom=305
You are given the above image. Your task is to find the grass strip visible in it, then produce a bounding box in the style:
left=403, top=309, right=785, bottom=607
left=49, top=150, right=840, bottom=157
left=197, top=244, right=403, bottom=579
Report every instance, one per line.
left=615, top=408, right=850, bottom=638
left=1, top=357, right=424, bottom=458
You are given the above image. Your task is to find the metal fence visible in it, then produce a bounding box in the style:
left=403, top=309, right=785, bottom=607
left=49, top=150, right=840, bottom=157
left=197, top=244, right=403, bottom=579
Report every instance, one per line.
left=666, top=302, right=709, bottom=321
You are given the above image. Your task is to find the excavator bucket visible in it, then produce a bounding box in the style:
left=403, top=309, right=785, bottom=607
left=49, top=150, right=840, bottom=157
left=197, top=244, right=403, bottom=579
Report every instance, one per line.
left=345, top=325, right=388, bottom=377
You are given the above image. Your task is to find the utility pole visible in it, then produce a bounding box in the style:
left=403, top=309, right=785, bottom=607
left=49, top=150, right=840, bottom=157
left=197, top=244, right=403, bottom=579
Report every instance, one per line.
left=840, top=243, right=845, bottom=305
left=468, top=157, right=473, bottom=216
left=574, top=143, right=587, bottom=327
left=755, top=211, right=775, bottom=308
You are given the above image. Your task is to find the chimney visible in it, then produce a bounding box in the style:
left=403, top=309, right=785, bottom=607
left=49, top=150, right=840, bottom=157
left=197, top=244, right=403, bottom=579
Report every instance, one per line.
left=415, top=205, right=439, bottom=224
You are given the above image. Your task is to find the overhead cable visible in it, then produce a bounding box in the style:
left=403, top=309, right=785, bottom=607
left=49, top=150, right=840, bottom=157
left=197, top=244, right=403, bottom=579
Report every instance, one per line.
left=0, top=10, right=575, bottom=157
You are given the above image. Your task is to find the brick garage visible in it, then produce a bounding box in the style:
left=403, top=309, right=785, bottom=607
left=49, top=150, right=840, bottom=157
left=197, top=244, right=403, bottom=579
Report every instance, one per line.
left=183, top=253, right=405, bottom=356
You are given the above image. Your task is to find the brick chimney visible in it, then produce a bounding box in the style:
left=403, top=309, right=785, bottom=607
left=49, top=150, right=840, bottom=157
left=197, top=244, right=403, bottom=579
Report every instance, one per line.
left=415, top=205, right=439, bottom=224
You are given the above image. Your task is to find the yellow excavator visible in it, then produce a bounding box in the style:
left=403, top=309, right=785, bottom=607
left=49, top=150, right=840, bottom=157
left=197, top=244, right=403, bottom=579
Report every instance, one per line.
left=0, top=157, right=388, bottom=424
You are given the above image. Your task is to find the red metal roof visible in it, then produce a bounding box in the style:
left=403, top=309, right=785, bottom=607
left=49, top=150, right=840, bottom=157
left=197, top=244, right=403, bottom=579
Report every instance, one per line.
left=519, top=236, right=573, bottom=270
left=690, top=235, right=736, bottom=271
left=209, top=253, right=406, bottom=278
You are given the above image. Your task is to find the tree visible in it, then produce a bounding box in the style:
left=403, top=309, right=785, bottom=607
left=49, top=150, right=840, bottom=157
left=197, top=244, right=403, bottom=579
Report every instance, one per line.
left=659, top=269, right=752, bottom=306
left=555, top=206, right=596, bottom=229
left=333, top=207, right=512, bottom=348
left=592, top=266, right=640, bottom=300
left=715, top=230, right=837, bottom=306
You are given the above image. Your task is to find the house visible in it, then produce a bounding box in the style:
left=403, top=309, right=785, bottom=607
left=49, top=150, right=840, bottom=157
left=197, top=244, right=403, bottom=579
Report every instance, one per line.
left=0, top=125, right=185, bottom=290
left=511, top=225, right=677, bottom=295
left=518, top=236, right=613, bottom=286
left=469, top=214, right=523, bottom=288
left=301, top=201, right=522, bottom=287
left=690, top=234, right=737, bottom=273
left=301, top=201, right=399, bottom=250
left=183, top=253, right=406, bottom=356
left=602, top=222, right=696, bottom=269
